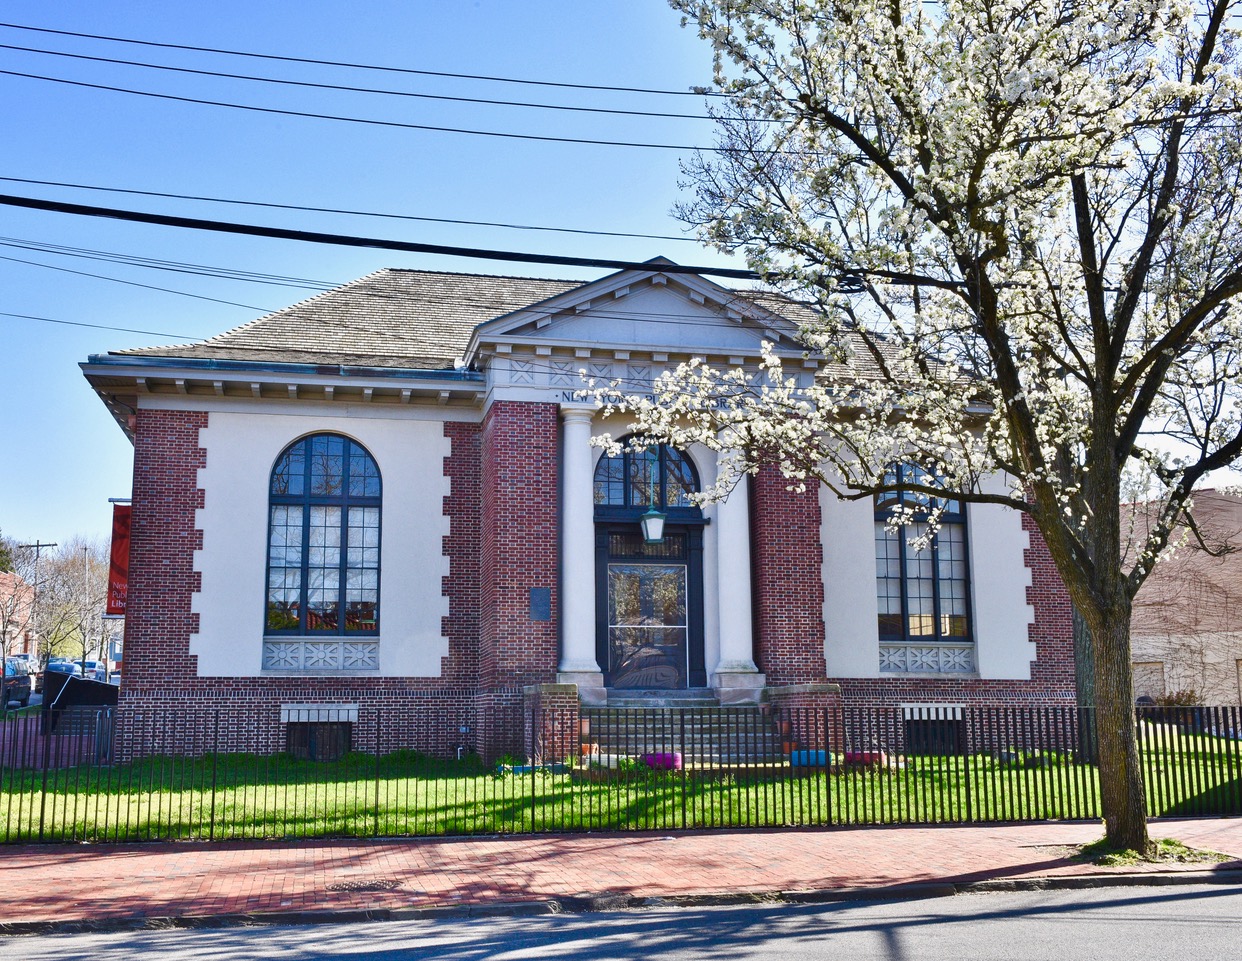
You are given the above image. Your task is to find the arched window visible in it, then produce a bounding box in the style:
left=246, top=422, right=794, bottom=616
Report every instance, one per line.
left=266, top=433, right=381, bottom=636
left=593, top=442, right=700, bottom=512
left=874, top=464, right=973, bottom=673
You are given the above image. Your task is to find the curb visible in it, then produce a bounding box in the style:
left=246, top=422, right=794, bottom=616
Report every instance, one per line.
left=2, top=870, right=1239, bottom=938
left=0, top=900, right=564, bottom=938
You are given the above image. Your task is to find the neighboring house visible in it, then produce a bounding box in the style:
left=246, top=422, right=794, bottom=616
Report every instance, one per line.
left=81, top=261, right=1074, bottom=758
left=1130, top=490, right=1242, bottom=704
left=0, top=571, right=36, bottom=661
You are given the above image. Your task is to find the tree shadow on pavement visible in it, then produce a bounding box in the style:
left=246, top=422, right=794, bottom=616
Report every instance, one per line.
left=17, top=885, right=1242, bottom=961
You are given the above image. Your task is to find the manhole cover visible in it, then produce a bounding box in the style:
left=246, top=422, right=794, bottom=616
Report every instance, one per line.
left=327, top=878, right=403, bottom=893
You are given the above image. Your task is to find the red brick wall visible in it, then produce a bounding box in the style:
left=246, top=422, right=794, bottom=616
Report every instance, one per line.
left=752, top=468, right=828, bottom=684
left=122, top=407, right=207, bottom=689
left=441, top=421, right=482, bottom=687
left=478, top=401, right=560, bottom=691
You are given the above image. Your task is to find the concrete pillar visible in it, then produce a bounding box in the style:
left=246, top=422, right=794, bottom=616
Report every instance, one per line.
left=557, top=407, right=605, bottom=702
left=713, top=469, right=765, bottom=703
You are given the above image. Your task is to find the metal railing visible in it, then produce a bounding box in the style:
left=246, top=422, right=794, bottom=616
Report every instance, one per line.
left=2, top=704, right=1239, bottom=843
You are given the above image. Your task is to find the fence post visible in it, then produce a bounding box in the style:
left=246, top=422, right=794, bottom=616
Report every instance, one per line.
left=963, top=708, right=972, bottom=823
left=374, top=709, right=381, bottom=838
left=38, top=710, right=53, bottom=842
left=209, top=710, right=219, bottom=841
left=679, top=709, right=687, bottom=829
left=530, top=708, right=538, bottom=832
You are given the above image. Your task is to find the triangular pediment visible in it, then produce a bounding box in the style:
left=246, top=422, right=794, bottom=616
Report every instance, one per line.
left=464, top=262, right=807, bottom=365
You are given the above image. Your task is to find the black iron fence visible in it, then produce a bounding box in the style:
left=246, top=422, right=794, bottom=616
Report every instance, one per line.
left=2, top=704, right=1240, bottom=843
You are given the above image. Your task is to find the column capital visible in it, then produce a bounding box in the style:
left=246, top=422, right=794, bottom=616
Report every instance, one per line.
left=560, top=406, right=595, bottom=425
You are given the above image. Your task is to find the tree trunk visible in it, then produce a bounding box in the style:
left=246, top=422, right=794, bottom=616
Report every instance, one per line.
left=1073, top=608, right=1098, bottom=762
left=1073, top=608, right=1095, bottom=706
left=1090, top=612, right=1151, bottom=853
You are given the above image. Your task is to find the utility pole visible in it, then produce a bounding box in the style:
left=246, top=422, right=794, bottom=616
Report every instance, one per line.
left=17, top=541, right=56, bottom=662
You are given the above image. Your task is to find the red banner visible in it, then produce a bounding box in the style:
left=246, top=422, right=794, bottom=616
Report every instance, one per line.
left=107, top=504, right=131, bottom=616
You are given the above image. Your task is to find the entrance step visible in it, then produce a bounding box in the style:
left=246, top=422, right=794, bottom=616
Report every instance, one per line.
left=604, top=689, right=720, bottom=710
left=581, top=702, right=785, bottom=766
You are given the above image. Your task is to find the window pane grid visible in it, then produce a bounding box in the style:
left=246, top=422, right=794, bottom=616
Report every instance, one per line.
left=874, top=467, right=973, bottom=669
left=266, top=434, right=381, bottom=640
left=593, top=441, right=701, bottom=510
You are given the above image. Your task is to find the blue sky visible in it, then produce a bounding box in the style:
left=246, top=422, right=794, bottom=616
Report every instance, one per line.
left=0, top=1, right=741, bottom=545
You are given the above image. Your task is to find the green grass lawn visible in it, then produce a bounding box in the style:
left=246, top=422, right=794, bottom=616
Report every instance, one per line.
left=3, top=728, right=1240, bottom=843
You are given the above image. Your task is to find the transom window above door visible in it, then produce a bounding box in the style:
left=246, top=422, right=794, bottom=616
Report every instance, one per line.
left=593, top=442, right=700, bottom=513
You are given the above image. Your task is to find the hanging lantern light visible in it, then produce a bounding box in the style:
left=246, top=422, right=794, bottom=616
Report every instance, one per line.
left=639, top=505, right=667, bottom=544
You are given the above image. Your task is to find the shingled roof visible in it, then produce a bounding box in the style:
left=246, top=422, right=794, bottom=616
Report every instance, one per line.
left=115, top=268, right=586, bottom=370
left=110, top=264, right=900, bottom=382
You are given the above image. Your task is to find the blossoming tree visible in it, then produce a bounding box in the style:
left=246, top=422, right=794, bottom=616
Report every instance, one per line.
left=613, top=0, right=1242, bottom=851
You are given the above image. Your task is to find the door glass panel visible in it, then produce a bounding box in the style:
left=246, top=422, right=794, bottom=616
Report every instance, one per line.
left=608, top=563, right=687, bottom=689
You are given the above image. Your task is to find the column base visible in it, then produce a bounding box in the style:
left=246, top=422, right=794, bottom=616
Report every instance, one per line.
left=713, top=670, right=767, bottom=705
left=556, top=672, right=607, bottom=706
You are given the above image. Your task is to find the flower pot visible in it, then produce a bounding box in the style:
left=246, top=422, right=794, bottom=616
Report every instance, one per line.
left=641, top=752, right=683, bottom=771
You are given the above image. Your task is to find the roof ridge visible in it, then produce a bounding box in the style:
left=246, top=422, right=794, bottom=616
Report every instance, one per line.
left=385, top=266, right=588, bottom=285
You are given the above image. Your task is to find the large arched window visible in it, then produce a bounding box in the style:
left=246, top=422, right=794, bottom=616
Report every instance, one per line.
left=874, top=464, right=973, bottom=672
left=266, top=433, right=381, bottom=636
left=593, top=442, right=700, bottom=512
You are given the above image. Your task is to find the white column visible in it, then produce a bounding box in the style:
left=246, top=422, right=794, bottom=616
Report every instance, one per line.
left=713, top=470, right=765, bottom=703
left=557, top=407, right=605, bottom=700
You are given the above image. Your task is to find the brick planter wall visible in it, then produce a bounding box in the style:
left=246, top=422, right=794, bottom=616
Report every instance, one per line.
left=522, top=683, right=581, bottom=765
left=768, top=682, right=844, bottom=752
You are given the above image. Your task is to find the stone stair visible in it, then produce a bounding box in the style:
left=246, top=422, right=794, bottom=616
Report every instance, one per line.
left=581, top=691, right=785, bottom=767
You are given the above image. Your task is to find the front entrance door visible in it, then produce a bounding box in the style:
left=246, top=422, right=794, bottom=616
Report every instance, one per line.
left=596, top=527, right=705, bottom=689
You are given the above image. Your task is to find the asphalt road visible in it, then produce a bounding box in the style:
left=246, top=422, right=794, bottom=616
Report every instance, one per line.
left=4, top=884, right=1240, bottom=961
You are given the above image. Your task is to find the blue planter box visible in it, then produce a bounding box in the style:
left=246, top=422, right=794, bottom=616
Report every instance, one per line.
left=500, top=763, right=569, bottom=775
left=789, top=749, right=832, bottom=767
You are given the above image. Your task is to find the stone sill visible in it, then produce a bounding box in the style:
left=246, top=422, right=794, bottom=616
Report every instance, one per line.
left=260, top=669, right=381, bottom=677
left=764, top=682, right=842, bottom=696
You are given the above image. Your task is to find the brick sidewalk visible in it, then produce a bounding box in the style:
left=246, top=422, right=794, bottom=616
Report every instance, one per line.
left=1, top=819, right=1240, bottom=925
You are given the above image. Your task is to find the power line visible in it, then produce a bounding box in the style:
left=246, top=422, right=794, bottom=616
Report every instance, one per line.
left=0, top=236, right=334, bottom=289
left=0, top=176, right=699, bottom=244
left=0, top=42, right=726, bottom=122
left=0, top=68, right=713, bottom=153
left=0, top=238, right=824, bottom=335
left=0, top=233, right=835, bottom=335
left=0, top=252, right=273, bottom=311
left=0, top=311, right=202, bottom=339
left=0, top=192, right=766, bottom=280
left=0, top=21, right=728, bottom=99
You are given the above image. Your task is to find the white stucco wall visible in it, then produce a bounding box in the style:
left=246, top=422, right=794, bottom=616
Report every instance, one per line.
left=821, top=474, right=1035, bottom=680
left=820, top=484, right=882, bottom=676
left=171, top=400, right=456, bottom=677
left=968, top=474, right=1036, bottom=679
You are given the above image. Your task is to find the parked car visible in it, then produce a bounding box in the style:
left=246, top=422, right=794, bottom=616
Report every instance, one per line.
left=3, top=658, right=32, bottom=708
left=45, top=660, right=84, bottom=678
left=78, top=660, right=106, bottom=681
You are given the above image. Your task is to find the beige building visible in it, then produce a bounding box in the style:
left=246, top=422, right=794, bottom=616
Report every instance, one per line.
left=1131, top=491, right=1242, bottom=704
left=0, top=571, right=36, bottom=660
